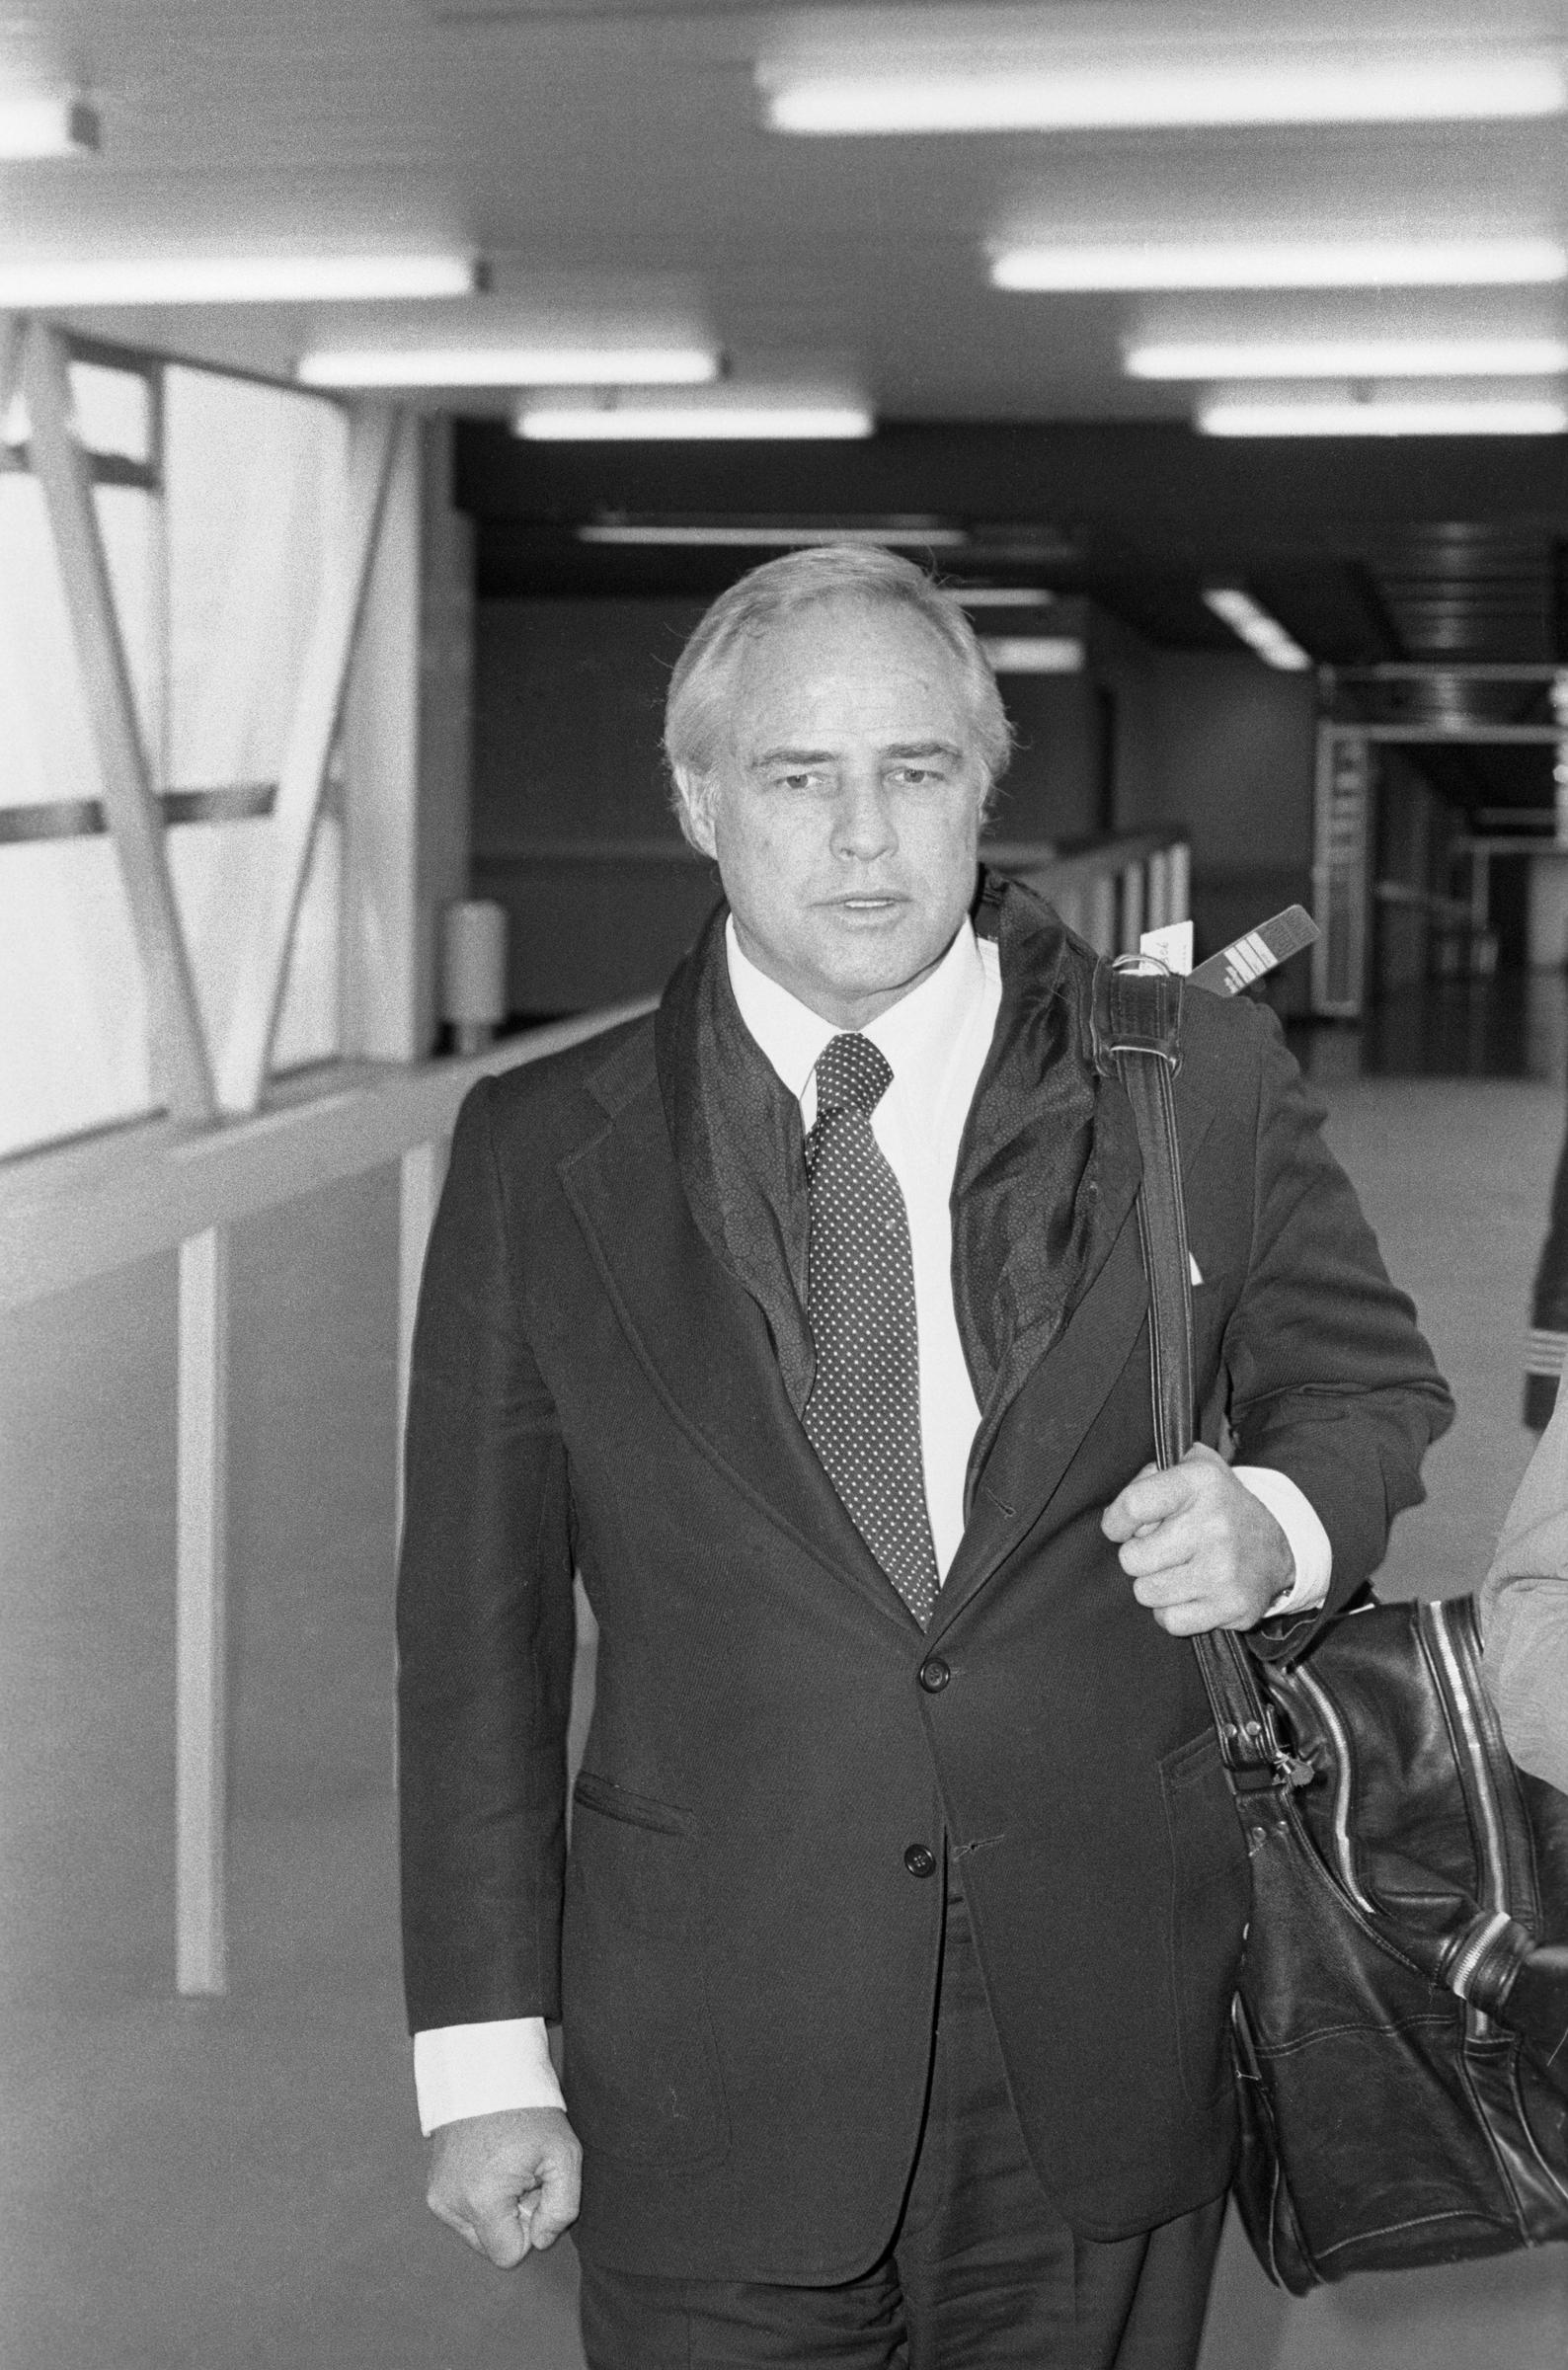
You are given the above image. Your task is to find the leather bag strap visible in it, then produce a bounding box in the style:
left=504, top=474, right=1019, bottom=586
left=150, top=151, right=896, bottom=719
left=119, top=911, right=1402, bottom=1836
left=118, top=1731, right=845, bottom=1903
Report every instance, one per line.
left=1093, top=958, right=1303, bottom=1793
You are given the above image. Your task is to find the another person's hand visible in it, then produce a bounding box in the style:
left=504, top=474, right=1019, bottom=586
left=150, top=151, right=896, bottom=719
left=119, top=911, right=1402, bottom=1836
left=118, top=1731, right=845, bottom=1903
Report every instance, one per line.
left=426, top=2106, right=583, bottom=2266
left=1102, top=1443, right=1294, bottom=1634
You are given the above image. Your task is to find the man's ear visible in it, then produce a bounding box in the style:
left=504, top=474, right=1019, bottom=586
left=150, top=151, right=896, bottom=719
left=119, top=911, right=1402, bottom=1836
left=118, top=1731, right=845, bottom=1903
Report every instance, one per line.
left=676, top=767, right=719, bottom=859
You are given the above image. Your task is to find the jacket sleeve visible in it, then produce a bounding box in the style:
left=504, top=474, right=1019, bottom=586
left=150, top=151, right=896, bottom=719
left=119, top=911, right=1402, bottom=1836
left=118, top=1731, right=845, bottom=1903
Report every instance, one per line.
left=1479, top=1392, right=1568, bottom=1791
left=1220, top=1011, right=1453, bottom=1647
left=397, top=1075, right=578, bottom=2033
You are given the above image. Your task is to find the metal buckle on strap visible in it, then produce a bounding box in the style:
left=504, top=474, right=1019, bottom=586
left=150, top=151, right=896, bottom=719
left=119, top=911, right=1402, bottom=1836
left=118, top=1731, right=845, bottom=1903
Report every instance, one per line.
left=1091, top=954, right=1184, bottom=1077
left=1215, top=1708, right=1315, bottom=1792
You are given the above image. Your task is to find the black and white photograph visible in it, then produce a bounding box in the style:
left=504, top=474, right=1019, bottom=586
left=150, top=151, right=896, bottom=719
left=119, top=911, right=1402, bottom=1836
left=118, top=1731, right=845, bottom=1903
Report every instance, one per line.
left=2, top=3, right=1568, bottom=2364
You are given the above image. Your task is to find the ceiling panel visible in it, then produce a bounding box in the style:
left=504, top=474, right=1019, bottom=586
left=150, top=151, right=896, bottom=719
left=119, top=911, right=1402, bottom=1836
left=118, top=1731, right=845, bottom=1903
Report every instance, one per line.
left=7, top=1, right=1568, bottom=658
left=3, top=2, right=1567, bottom=413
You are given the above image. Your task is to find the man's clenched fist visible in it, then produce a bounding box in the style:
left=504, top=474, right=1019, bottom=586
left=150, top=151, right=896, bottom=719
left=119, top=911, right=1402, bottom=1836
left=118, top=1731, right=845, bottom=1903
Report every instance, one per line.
left=1102, top=1443, right=1294, bottom=1635
left=426, top=2106, right=582, bottom=2267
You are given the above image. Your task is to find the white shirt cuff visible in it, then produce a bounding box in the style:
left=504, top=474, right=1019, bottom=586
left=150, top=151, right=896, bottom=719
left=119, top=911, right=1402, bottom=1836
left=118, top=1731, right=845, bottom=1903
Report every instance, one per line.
left=1231, top=1466, right=1332, bottom=1618
left=413, top=2016, right=565, bottom=2135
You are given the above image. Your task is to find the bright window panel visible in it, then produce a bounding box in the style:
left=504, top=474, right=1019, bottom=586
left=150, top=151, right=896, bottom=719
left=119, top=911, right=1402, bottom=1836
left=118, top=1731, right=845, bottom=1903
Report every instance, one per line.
left=0, top=466, right=164, bottom=1155
left=1, top=354, right=356, bottom=1156
left=0, top=474, right=160, bottom=810
left=0, top=475, right=98, bottom=813
left=68, top=360, right=154, bottom=467
left=164, top=367, right=345, bottom=790
left=163, top=367, right=347, bottom=1084
left=162, top=809, right=341, bottom=1084
left=0, top=838, right=153, bottom=1158
left=0, top=469, right=165, bottom=815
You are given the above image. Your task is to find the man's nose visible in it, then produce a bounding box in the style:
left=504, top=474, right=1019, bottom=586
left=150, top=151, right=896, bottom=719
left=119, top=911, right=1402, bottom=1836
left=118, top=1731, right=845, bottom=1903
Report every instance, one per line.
left=830, top=773, right=897, bottom=862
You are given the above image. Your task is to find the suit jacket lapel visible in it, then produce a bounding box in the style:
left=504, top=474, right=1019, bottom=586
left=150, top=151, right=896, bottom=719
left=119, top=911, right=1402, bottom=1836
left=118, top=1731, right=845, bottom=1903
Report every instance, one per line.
left=654, top=901, right=816, bottom=1412
left=565, top=972, right=917, bottom=1636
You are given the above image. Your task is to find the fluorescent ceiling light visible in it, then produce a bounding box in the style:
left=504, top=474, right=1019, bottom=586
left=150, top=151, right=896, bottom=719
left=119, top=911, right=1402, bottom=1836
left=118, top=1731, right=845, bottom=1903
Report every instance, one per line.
left=992, top=239, right=1568, bottom=292
left=1204, top=590, right=1312, bottom=672
left=0, top=254, right=477, bottom=307
left=579, top=522, right=965, bottom=548
left=980, top=636, right=1083, bottom=673
left=0, top=95, right=100, bottom=158
left=956, top=588, right=1057, bottom=608
left=764, top=57, right=1564, bottom=135
left=1128, top=335, right=1568, bottom=379
left=520, top=399, right=873, bottom=440
left=1199, top=391, right=1568, bottom=435
left=300, top=346, right=717, bottom=389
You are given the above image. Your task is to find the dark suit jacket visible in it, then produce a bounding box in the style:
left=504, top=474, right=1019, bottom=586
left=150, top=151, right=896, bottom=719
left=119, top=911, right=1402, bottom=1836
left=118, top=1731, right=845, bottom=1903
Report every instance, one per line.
left=397, top=880, right=1451, bottom=2280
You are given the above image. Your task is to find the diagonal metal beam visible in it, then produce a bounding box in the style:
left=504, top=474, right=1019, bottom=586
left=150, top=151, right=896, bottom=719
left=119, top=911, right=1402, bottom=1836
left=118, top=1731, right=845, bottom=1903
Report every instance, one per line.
left=218, top=402, right=403, bottom=1113
left=22, top=321, right=217, bottom=1125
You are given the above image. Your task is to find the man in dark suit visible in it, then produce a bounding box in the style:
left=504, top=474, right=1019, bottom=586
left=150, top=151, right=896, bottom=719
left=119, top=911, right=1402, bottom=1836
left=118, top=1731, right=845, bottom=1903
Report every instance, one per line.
left=398, top=547, right=1450, bottom=2367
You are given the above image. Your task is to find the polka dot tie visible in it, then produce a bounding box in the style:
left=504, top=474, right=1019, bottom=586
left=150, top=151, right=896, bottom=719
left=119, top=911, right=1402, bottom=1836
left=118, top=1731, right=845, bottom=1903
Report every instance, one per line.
left=803, top=1034, right=941, bottom=1628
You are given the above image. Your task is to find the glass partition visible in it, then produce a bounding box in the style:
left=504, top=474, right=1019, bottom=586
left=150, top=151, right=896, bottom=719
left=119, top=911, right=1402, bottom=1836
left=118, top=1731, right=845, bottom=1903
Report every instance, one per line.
left=0, top=427, right=159, bottom=1151
left=0, top=341, right=349, bottom=1158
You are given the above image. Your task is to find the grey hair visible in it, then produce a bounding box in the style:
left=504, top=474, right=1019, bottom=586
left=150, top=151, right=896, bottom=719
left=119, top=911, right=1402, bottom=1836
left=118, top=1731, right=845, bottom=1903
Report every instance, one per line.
left=664, top=544, right=1013, bottom=846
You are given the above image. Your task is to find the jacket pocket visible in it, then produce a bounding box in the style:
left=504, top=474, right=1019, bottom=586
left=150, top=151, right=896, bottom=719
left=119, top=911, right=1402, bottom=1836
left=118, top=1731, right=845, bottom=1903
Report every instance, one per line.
left=1159, top=1727, right=1251, bottom=2108
left=562, top=1779, right=730, bottom=2168
left=572, top=1768, right=692, bottom=1839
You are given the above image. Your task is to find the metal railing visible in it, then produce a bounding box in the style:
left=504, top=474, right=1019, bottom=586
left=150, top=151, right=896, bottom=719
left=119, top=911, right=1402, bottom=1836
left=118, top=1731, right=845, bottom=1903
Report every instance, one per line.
left=983, top=831, right=1191, bottom=956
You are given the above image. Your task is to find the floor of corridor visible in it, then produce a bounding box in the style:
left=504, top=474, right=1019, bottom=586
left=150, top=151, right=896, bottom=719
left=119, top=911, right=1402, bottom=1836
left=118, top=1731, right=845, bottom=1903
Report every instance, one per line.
left=4, top=1000, right=1568, bottom=2367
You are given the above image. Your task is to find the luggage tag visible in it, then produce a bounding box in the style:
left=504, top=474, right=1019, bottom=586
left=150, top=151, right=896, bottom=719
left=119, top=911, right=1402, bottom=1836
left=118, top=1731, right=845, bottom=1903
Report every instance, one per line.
left=1186, top=906, right=1319, bottom=997
left=1139, top=907, right=1320, bottom=996
left=1137, top=908, right=1323, bottom=1289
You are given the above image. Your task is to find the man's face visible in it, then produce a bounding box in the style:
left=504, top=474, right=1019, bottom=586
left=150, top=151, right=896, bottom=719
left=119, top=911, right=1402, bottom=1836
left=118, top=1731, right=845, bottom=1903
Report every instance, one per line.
left=684, top=595, right=989, bottom=1029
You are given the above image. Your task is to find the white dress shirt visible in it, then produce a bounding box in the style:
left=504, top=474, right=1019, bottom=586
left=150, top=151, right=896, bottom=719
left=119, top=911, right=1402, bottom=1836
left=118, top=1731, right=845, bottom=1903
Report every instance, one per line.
left=413, top=916, right=1331, bottom=2133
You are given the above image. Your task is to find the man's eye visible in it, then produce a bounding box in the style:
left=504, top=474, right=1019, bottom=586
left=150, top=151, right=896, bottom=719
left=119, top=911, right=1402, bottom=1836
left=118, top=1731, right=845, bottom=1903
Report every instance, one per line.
left=773, top=770, right=824, bottom=792
left=891, top=765, right=940, bottom=786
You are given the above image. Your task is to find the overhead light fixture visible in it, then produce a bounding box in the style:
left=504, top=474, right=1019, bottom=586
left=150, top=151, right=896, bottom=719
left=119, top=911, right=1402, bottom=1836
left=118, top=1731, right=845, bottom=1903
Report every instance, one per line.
left=763, top=56, right=1565, bottom=135
left=0, top=253, right=478, bottom=307
left=299, top=345, right=717, bottom=389
left=1199, top=390, right=1568, bottom=435
left=991, top=238, right=1568, bottom=292
left=520, top=395, right=873, bottom=440
left=980, top=636, right=1084, bottom=673
left=1127, top=334, right=1568, bottom=379
left=578, top=519, right=964, bottom=548
left=0, top=94, right=101, bottom=158
left=955, top=588, right=1057, bottom=608
left=1203, top=590, right=1313, bottom=672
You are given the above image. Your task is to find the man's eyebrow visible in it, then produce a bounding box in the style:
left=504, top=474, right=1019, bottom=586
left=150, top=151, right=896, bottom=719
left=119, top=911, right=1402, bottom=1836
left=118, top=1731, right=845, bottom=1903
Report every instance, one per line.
left=749, top=738, right=964, bottom=766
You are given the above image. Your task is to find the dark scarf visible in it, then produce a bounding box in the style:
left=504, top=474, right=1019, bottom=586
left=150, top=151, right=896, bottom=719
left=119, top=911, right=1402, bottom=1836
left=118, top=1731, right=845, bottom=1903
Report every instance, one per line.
left=655, top=874, right=1105, bottom=1456
left=655, top=905, right=818, bottom=1411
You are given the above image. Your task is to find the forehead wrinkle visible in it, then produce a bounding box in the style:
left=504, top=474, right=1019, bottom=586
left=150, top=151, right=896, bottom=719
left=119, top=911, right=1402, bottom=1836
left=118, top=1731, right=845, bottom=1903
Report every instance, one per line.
left=750, top=742, right=838, bottom=766
left=748, top=734, right=964, bottom=761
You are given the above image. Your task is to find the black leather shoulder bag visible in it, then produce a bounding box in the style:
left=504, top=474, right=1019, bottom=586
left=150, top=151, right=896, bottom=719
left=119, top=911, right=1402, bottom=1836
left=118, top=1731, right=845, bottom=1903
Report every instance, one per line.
left=1095, top=954, right=1568, bottom=2293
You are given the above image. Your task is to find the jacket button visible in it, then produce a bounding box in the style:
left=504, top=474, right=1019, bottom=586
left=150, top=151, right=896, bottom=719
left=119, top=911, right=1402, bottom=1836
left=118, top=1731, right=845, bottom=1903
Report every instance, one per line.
left=903, top=1843, right=937, bottom=1879
left=918, top=1656, right=950, bottom=1694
